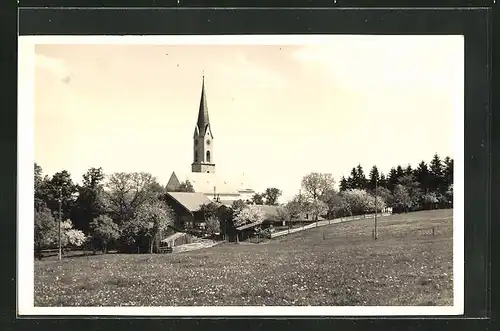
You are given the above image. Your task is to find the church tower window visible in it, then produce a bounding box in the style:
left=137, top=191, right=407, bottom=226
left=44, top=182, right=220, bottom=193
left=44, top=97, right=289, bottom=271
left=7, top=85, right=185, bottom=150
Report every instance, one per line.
left=206, top=150, right=211, bottom=163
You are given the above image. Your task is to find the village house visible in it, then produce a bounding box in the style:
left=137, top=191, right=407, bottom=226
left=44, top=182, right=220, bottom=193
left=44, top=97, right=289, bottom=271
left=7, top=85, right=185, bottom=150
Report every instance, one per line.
left=162, top=191, right=212, bottom=230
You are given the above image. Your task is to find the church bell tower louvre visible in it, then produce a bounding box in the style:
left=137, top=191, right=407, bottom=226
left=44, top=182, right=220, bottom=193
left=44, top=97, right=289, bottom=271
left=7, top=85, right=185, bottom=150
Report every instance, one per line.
left=191, top=74, right=215, bottom=174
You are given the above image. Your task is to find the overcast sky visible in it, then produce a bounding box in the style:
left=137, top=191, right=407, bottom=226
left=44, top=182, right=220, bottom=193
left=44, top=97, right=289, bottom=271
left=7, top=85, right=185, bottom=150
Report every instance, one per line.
left=32, top=36, right=462, bottom=202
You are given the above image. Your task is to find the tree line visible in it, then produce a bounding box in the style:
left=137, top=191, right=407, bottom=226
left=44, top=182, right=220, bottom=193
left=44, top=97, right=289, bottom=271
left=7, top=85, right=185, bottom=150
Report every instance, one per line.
left=34, top=163, right=285, bottom=254
left=275, top=153, right=453, bottom=228
left=34, top=164, right=176, bottom=256
left=34, top=153, right=452, bottom=253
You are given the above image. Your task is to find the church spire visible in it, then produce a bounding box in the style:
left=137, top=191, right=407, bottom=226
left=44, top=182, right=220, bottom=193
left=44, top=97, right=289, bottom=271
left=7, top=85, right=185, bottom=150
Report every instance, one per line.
left=197, top=73, right=211, bottom=136
left=192, top=73, right=215, bottom=174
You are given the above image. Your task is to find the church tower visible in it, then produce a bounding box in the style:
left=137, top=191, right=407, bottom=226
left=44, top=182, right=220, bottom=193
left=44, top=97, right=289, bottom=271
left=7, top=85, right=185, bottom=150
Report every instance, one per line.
left=192, top=75, right=215, bottom=174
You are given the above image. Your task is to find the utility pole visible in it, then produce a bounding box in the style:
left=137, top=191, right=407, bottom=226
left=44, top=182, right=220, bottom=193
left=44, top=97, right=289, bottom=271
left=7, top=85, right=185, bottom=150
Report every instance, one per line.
left=374, top=177, right=378, bottom=240
left=58, top=187, right=62, bottom=260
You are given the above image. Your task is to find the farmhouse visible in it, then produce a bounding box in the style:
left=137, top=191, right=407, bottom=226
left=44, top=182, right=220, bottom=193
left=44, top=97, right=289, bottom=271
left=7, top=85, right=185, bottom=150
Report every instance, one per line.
left=166, top=75, right=256, bottom=204
left=162, top=192, right=212, bottom=229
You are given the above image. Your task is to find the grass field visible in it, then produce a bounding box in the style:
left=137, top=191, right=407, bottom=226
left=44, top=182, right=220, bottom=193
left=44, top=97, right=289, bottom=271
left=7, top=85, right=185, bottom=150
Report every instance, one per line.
left=34, top=209, right=453, bottom=307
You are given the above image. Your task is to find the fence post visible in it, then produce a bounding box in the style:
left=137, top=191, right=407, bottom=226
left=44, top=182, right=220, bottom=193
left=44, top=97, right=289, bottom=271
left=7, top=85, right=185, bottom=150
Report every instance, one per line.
left=432, top=227, right=435, bottom=236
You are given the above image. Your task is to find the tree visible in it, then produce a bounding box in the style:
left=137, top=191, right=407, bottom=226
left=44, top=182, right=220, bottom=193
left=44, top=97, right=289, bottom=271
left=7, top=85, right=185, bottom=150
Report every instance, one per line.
left=421, top=191, right=439, bottom=209
left=276, top=206, right=290, bottom=224
left=414, top=161, right=430, bottom=192
left=375, top=186, right=393, bottom=209
left=103, top=172, right=159, bottom=224
left=233, top=206, right=265, bottom=227
left=443, top=157, right=453, bottom=189
left=339, top=176, right=349, bottom=191
left=368, top=165, right=380, bottom=191
left=64, top=228, right=87, bottom=247
left=354, top=164, right=368, bottom=190
left=216, top=205, right=234, bottom=240
left=174, top=180, right=195, bottom=193
left=342, top=189, right=372, bottom=216
left=393, top=184, right=412, bottom=212
left=251, top=193, right=264, bottom=205
left=199, top=202, right=221, bottom=235
left=285, top=194, right=305, bottom=220
left=321, top=189, right=343, bottom=220
left=429, top=153, right=444, bottom=193
left=336, top=193, right=352, bottom=218
left=44, top=170, right=79, bottom=220
left=379, top=172, right=388, bottom=189
left=387, top=167, right=398, bottom=192
left=396, top=165, right=405, bottom=179
left=89, top=215, right=120, bottom=253
left=126, top=199, right=174, bottom=253
left=309, top=199, right=328, bottom=222
left=404, top=164, right=413, bottom=176
left=55, top=219, right=87, bottom=247
left=34, top=163, right=49, bottom=211
left=397, top=174, right=422, bottom=209
left=445, top=184, right=453, bottom=206
left=231, top=199, right=247, bottom=215
left=301, top=172, right=335, bottom=201
left=72, top=167, right=106, bottom=233
left=34, top=207, right=57, bottom=249
left=263, top=187, right=282, bottom=205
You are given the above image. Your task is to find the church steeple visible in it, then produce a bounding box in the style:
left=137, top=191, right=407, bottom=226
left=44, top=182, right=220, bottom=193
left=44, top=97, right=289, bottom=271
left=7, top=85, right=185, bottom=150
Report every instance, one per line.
left=192, top=74, right=215, bottom=174
left=196, top=74, right=212, bottom=137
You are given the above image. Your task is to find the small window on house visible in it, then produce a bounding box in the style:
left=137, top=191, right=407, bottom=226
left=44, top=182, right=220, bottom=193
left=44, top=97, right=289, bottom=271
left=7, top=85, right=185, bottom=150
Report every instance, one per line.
left=306, top=213, right=309, bottom=219
left=206, top=150, right=211, bottom=163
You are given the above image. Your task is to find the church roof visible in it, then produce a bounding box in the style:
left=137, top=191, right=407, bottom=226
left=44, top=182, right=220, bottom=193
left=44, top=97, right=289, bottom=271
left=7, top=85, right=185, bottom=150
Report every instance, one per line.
left=184, top=172, right=247, bottom=195
left=166, top=172, right=181, bottom=191
left=165, top=192, right=212, bottom=213
left=196, top=75, right=211, bottom=137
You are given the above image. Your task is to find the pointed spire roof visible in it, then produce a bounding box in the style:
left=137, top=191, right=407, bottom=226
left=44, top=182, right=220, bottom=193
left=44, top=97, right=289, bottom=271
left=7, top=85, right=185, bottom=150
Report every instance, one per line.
left=197, top=74, right=211, bottom=135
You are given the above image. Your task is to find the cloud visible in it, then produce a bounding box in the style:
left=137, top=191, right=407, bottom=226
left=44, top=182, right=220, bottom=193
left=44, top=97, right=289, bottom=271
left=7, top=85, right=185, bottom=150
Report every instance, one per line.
left=35, top=54, right=72, bottom=84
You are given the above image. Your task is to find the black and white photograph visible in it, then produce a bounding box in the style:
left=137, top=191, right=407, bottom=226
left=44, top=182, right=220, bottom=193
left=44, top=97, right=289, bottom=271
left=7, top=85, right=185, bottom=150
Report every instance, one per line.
left=18, top=35, right=464, bottom=316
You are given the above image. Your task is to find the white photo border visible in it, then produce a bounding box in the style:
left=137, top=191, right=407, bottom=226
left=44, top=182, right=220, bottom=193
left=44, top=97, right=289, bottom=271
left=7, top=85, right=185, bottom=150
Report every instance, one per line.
left=17, top=35, right=464, bottom=316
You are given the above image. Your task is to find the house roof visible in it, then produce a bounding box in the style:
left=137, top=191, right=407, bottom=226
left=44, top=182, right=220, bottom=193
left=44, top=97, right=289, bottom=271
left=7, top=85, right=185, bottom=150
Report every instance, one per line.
left=165, top=192, right=212, bottom=213
left=236, top=220, right=264, bottom=231
left=166, top=172, right=182, bottom=191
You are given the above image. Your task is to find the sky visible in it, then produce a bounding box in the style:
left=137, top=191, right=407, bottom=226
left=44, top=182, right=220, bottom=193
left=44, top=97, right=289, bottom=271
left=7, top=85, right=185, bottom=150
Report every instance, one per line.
left=32, top=36, right=463, bottom=202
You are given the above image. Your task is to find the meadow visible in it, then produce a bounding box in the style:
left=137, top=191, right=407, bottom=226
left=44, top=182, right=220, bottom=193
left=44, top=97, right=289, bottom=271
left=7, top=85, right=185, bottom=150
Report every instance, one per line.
left=34, top=209, right=453, bottom=307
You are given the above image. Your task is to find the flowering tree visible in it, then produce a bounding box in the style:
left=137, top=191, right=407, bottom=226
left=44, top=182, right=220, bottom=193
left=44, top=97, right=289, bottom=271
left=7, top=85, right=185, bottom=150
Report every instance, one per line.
left=309, top=199, right=328, bottom=222
left=59, top=220, right=86, bottom=247
left=233, top=207, right=265, bottom=227
left=129, top=199, right=174, bottom=253
left=276, top=206, right=290, bottom=225
left=65, top=229, right=87, bottom=247
left=342, top=189, right=372, bottom=215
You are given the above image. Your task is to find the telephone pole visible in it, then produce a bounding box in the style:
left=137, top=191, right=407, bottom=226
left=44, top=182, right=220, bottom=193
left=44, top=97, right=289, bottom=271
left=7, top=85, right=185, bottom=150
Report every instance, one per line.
left=374, top=177, right=378, bottom=240
left=58, top=187, right=62, bottom=260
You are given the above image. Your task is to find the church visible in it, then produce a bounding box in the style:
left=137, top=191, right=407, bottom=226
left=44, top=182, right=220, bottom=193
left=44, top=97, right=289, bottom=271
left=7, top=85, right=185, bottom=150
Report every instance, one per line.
left=166, top=76, right=256, bottom=206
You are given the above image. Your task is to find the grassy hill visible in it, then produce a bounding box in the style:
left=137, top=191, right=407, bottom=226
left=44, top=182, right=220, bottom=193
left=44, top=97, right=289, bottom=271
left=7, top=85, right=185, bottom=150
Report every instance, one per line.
left=34, top=209, right=453, bottom=307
